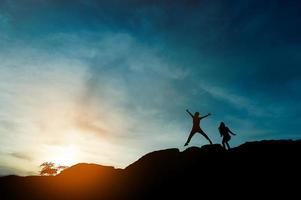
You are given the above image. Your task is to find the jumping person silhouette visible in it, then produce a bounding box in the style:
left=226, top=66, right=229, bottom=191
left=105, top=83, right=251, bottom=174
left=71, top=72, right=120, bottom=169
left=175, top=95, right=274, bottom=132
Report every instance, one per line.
left=218, top=122, right=236, bottom=150
left=184, top=109, right=213, bottom=146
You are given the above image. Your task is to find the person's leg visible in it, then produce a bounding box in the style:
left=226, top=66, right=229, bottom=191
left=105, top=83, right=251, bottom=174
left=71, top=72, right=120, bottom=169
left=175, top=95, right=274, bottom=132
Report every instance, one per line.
left=199, top=129, right=213, bottom=144
left=184, top=131, right=196, bottom=146
left=222, top=138, right=226, bottom=149
left=226, top=142, right=230, bottom=150
left=222, top=142, right=226, bottom=149
left=225, top=136, right=231, bottom=150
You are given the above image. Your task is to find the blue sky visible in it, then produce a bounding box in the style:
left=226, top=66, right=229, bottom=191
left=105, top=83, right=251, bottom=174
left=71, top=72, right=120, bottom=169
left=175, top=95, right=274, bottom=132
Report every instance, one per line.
left=0, top=0, right=300, bottom=175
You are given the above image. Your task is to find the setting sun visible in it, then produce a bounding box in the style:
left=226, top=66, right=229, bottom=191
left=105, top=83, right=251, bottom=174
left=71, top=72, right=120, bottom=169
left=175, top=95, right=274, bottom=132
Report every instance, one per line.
left=48, top=145, right=78, bottom=166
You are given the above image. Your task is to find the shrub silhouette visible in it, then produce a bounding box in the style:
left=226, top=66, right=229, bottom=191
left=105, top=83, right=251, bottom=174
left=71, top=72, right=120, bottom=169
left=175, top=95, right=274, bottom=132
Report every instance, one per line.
left=39, top=162, right=68, bottom=176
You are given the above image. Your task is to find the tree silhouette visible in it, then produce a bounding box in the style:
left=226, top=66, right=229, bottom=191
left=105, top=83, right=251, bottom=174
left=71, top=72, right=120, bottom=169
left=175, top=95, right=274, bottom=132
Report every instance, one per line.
left=40, top=162, right=69, bottom=176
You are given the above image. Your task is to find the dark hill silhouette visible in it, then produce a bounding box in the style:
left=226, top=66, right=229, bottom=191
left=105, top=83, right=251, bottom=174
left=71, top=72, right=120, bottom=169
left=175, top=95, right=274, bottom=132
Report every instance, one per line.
left=1, top=140, right=300, bottom=199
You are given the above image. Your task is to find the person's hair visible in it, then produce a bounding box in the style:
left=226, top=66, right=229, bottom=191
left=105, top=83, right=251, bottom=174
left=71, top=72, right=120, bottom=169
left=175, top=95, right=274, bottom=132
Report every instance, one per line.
left=219, top=122, right=225, bottom=135
left=220, top=122, right=225, bottom=127
left=195, top=112, right=199, bottom=116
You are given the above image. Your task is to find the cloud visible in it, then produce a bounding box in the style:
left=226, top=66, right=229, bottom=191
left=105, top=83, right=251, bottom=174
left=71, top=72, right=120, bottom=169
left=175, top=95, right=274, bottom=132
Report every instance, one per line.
left=200, top=84, right=267, bottom=117
left=9, top=152, right=33, bottom=161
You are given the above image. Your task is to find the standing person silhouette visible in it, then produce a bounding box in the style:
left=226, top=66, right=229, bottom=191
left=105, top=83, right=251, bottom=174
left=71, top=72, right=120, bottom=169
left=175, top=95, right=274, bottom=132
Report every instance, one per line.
left=218, top=122, right=236, bottom=150
left=184, top=109, right=213, bottom=146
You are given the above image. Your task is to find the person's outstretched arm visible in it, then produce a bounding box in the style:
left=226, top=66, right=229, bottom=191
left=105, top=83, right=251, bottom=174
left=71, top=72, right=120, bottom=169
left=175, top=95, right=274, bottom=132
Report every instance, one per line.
left=228, top=128, right=236, bottom=136
left=200, top=113, right=211, bottom=120
left=186, top=109, right=194, bottom=118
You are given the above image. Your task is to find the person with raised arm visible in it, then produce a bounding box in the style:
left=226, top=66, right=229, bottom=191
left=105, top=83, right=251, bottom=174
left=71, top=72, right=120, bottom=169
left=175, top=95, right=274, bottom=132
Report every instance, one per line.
left=218, top=122, right=236, bottom=150
left=184, top=109, right=213, bottom=146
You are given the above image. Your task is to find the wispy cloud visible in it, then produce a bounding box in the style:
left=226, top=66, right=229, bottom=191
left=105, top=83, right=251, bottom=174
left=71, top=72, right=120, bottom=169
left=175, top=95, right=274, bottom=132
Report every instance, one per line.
left=201, top=84, right=269, bottom=117
left=9, top=152, right=33, bottom=161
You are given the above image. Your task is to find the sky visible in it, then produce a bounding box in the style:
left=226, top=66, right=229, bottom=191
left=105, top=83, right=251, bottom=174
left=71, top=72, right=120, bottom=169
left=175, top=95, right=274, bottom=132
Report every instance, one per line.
left=0, top=0, right=301, bottom=176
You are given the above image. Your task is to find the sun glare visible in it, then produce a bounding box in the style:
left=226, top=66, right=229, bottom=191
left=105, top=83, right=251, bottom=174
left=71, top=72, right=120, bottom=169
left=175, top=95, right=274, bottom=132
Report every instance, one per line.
left=49, top=145, right=78, bottom=166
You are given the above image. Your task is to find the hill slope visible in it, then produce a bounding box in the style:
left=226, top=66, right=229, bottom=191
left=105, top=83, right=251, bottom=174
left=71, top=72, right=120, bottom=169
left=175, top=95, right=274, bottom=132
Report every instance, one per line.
left=1, top=140, right=300, bottom=199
